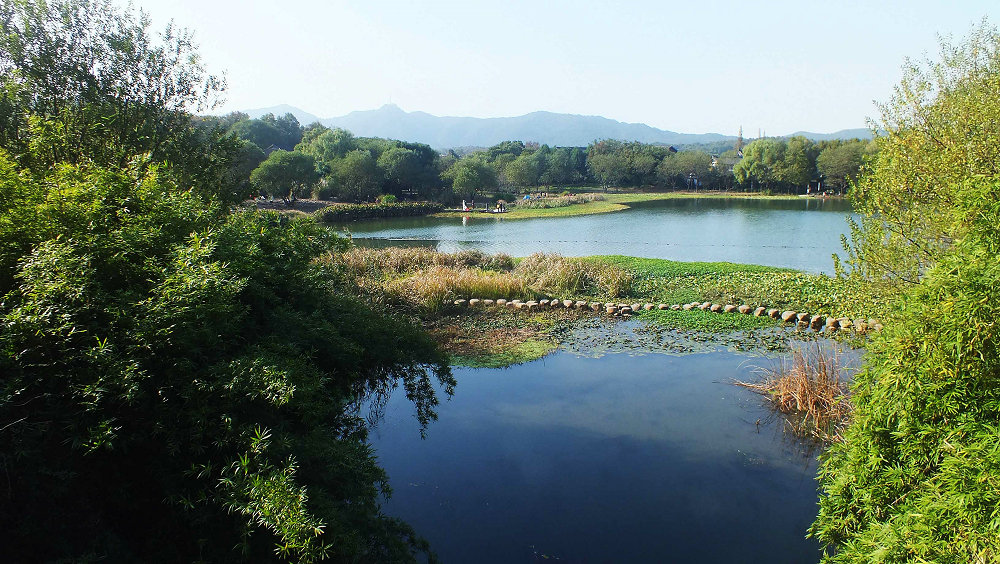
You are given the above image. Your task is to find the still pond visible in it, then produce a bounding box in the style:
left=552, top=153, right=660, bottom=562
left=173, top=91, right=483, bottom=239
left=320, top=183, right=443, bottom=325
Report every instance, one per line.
left=344, top=197, right=854, bottom=274
left=358, top=198, right=855, bottom=562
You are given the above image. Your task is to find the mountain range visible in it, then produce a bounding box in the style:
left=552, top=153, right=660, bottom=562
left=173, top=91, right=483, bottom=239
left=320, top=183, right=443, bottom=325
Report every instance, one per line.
left=240, top=103, right=872, bottom=149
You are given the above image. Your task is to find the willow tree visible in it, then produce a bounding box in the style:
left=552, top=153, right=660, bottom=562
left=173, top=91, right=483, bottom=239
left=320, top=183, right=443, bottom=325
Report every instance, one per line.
left=836, top=21, right=1000, bottom=311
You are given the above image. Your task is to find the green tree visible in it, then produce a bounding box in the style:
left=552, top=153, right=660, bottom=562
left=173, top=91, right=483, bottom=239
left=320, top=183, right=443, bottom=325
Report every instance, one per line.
left=733, top=138, right=785, bottom=191
left=0, top=0, right=222, bottom=170
left=813, top=23, right=1000, bottom=561
left=0, top=154, right=453, bottom=562
left=331, top=149, right=382, bottom=202
left=837, top=22, right=1000, bottom=297
left=504, top=152, right=541, bottom=188
left=229, top=113, right=303, bottom=152
left=442, top=155, right=497, bottom=201
left=816, top=140, right=868, bottom=194
left=378, top=146, right=421, bottom=197
left=250, top=150, right=319, bottom=203
left=778, top=136, right=818, bottom=190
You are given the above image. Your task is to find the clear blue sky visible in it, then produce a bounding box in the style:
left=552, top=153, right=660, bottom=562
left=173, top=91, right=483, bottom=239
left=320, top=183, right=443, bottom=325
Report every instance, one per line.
left=116, top=0, right=997, bottom=135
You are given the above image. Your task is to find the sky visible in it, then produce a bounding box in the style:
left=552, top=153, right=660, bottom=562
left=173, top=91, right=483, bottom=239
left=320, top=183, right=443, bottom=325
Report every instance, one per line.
left=114, top=0, right=997, bottom=135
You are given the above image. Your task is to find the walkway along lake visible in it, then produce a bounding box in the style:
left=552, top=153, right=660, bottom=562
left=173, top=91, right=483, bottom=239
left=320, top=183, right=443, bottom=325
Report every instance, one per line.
left=344, top=197, right=855, bottom=274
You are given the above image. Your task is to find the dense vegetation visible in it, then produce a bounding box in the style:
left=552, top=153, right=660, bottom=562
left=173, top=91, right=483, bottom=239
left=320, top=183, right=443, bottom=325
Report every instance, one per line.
left=0, top=1, right=453, bottom=561
left=229, top=120, right=871, bottom=204
left=812, top=23, right=1000, bottom=561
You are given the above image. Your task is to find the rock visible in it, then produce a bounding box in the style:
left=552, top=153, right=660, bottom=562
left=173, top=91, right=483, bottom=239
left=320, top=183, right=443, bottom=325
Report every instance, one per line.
left=514, top=302, right=527, bottom=310
left=700, top=302, right=712, bottom=310
left=511, top=299, right=523, bottom=305
left=781, top=311, right=797, bottom=322
left=483, top=299, right=495, bottom=306
left=753, top=307, right=766, bottom=316
left=468, top=299, right=480, bottom=307
left=563, top=300, right=574, bottom=308
left=658, top=304, right=669, bottom=310
left=575, top=300, right=588, bottom=309
left=590, top=302, right=602, bottom=312
left=710, top=304, right=723, bottom=313
left=629, top=303, right=641, bottom=312
left=496, top=299, right=507, bottom=307
left=454, top=299, right=468, bottom=306
left=796, top=312, right=811, bottom=322
left=507, top=301, right=517, bottom=309
left=724, top=304, right=738, bottom=313
left=838, top=318, right=852, bottom=329
left=855, top=321, right=869, bottom=334
left=683, top=304, right=694, bottom=310
left=644, top=304, right=655, bottom=311
left=606, top=305, right=618, bottom=315
left=670, top=304, right=681, bottom=310
left=810, top=315, right=825, bottom=329
left=620, top=306, right=632, bottom=315
left=539, top=299, right=550, bottom=306
left=767, top=309, right=780, bottom=319
left=738, top=305, right=752, bottom=314
left=526, top=301, right=539, bottom=310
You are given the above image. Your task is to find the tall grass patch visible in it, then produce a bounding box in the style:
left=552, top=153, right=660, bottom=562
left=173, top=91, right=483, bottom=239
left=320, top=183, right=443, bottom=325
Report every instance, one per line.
left=736, top=341, right=854, bottom=443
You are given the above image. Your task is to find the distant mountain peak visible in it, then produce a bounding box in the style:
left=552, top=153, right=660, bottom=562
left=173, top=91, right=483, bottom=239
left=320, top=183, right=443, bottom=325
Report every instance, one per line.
left=236, top=104, right=866, bottom=149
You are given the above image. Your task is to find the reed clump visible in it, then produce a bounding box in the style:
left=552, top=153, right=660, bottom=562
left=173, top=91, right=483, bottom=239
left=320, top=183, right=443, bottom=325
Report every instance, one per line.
left=514, top=253, right=633, bottom=298
left=384, top=266, right=532, bottom=310
left=331, top=247, right=514, bottom=278
left=736, top=341, right=854, bottom=443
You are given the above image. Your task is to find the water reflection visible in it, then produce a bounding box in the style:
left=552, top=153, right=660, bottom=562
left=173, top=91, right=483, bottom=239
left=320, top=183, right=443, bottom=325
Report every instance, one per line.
left=371, top=348, right=824, bottom=563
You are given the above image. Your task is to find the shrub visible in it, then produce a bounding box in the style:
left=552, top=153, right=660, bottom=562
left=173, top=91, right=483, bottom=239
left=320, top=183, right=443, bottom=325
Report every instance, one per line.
left=314, top=202, right=443, bottom=222
left=737, top=341, right=854, bottom=444
left=811, top=179, right=1000, bottom=561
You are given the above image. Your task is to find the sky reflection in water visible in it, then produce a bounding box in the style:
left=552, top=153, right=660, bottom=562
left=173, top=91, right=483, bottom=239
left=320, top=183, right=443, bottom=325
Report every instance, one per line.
left=371, top=349, right=825, bottom=563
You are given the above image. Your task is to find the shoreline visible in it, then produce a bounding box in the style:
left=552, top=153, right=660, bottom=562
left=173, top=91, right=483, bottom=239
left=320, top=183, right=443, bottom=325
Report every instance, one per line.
left=432, top=191, right=837, bottom=220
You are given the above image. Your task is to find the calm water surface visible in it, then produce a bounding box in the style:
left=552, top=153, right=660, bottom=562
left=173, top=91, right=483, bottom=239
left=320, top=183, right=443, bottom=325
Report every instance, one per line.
left=371, top=346, right=825, bottom=563
left=344, top=197, right=854, bottom=273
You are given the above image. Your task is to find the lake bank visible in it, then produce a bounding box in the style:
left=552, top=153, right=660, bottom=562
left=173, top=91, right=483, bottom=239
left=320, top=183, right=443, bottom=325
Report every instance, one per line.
left=432, top=191, right=828, bottom=220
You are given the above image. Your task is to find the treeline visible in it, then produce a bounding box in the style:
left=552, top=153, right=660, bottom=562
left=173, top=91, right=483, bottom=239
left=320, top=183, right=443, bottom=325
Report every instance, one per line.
left=222, top=112, right=874, bottom=203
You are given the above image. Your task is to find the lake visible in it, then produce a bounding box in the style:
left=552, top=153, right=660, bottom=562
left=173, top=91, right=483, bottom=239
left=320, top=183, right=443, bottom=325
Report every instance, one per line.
left=359, top=198, right=852, bottom=562
left=369, top=324, right=847, bottom=563
left=342, top=197, right=855, bottom=274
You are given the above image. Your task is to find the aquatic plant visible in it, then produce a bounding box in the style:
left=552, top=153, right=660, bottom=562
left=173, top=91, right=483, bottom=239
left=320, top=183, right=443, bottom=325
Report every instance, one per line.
left=736, top=341, right=854, bottom=444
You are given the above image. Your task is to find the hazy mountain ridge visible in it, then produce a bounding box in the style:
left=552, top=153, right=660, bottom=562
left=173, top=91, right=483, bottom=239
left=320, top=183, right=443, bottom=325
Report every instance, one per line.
left=241, top=104, right=871, bottom=149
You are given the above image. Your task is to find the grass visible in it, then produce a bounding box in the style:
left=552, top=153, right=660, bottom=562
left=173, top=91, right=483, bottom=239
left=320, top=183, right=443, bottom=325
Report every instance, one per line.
left=433, top=191, right=808, bottom=220
left=585, top=255, right=854, bottom=318
left=636, top=308, right=779, bottom=332
left=735, top=341, right=854, bottom=443
left=322, top=246, right=860, bottom=366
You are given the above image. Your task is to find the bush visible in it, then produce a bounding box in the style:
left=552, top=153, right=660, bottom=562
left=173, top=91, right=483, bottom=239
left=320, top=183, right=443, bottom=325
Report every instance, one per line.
left=811, top=179, right=1000, bottom=561
left=314, top=201, right=444, bottom=222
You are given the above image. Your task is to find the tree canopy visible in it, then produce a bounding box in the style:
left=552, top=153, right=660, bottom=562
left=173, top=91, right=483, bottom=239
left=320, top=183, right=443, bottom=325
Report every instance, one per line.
left=1, top=1, right=454, bottom=561
left=813, top=22, right=1000, bottom=561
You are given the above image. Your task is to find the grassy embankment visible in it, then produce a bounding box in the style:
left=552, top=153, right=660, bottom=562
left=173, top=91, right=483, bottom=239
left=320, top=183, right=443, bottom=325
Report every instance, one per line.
left=322, top=247, right=854, bottom=367
left=433, top=190, right=808, bottom=220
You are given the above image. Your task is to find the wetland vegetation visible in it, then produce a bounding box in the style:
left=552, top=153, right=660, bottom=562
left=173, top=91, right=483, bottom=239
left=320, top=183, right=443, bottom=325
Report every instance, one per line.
left=2, top=0, right=999, bottom=562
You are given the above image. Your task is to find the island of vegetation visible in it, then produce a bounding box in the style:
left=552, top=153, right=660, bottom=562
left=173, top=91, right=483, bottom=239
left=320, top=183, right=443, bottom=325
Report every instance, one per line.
left=2, top=0, right=999, bottom=562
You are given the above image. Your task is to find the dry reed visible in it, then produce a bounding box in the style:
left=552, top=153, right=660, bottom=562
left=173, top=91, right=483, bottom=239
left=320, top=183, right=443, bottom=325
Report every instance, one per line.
left=384, top=266, right=531, bottom=311
left=736, top=341, right=854, bottom=443
left=514, top=253, right=634, bottom=298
